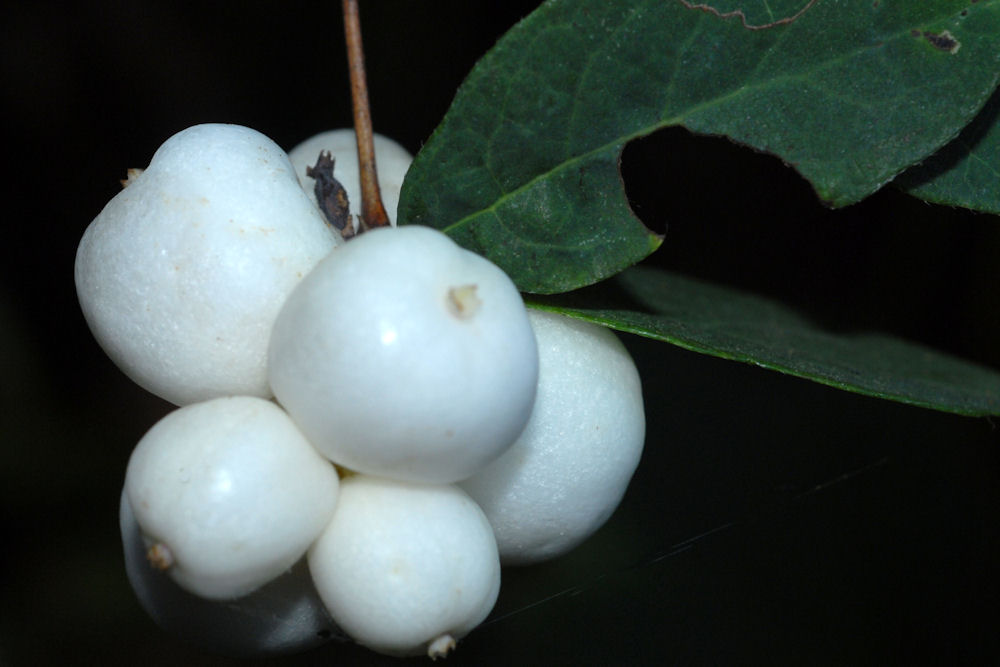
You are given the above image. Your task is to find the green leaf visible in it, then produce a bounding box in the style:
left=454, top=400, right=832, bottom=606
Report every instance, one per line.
left=399, top=0, right=1000, bottom=294
left=530, top=266, right=1000, bottom=416
left=897, top=87, right=1000, bottom=215
left=672, top=0, right=818, bottom=28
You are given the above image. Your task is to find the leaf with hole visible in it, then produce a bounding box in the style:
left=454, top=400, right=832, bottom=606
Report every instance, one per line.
left=399, top=0, right=1000, bottom=294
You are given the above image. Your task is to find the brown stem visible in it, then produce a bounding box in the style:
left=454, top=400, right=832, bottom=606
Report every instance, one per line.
left=343, top=0, right=390, bottom=231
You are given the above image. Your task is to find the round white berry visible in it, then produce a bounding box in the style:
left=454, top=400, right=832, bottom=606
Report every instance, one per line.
left=124, top=396, right=340, bottom=599
left=268, top=225, right=538, bottom=484
left=308, top=475, right=500, bottom=658
left=120, top=491, right=342, bottom=657
left=75, top=123, right=340, bottom=406
left=287, top=129, right=412, bottom=224
left=461, top=310, right=645, bottom=565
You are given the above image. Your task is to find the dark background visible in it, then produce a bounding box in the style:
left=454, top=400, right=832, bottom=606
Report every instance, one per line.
left=2, top=2, right=999, bottom=664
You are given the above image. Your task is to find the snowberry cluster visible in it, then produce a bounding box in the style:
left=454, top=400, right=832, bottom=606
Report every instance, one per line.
left=76, top=123, right=646, bottom=659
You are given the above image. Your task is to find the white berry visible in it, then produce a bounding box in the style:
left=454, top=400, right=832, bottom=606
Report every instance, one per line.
left=124, top=396, right=340, bottom=599
left=268, top=225, right=539, bottom=484
left=287, top=129, right=412, bottom=224
left=461, top=310, right=645, bottom=565
left=308, top=475, right=500, bottom=658
left=119, top=490, right=341, bottom=656
left=75, top=123, right=340, bottom=405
